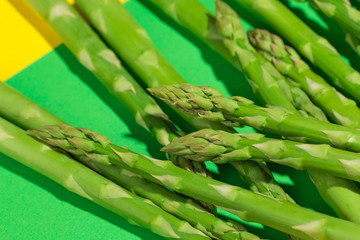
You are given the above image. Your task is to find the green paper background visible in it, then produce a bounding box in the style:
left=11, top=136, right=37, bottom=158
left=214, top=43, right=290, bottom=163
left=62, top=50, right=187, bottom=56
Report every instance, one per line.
left=2, top=0, right=359, bottom=239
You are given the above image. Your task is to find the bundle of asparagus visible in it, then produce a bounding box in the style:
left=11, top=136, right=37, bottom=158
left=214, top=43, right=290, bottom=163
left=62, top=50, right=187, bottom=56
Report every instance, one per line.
left=27, top=124, right=360, bottom=240
left=4, top=0, right=360, bottom=239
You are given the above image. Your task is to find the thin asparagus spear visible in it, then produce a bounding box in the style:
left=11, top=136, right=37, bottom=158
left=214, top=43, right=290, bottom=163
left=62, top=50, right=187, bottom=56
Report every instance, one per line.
left=248, top=28, right=360, bottom=128
left=301, top=0, right=360, bottom=55
left=163, top=129, right=360, bottom=182
left=0, top=80, right=260, bottom=240
left=0, top=117, right=210, bottom=240
left=29, top=124, right=360, bottom=240
left=73, top=0, right=298, bottom=206
left=297, top=0, right=360, bottom=41
left=232, top=0, right=360, bottom=103
left=149, top=83, right=360, bottom=152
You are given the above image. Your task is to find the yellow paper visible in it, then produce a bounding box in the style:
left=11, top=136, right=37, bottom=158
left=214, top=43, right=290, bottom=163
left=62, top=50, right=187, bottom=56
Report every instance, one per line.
left=0, top=0, right=128, bottom=82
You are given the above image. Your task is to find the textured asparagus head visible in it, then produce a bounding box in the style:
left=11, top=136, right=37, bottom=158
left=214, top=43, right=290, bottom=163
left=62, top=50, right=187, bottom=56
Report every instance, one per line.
left=148, top=83, right=253, bottom=127
left=28, top=124, right=114, bottom=166
left=162, top=129, right=253, bottom=164
left=215, top=0, right=246, bottom=44
left=248, top=29, right=309, bottom=75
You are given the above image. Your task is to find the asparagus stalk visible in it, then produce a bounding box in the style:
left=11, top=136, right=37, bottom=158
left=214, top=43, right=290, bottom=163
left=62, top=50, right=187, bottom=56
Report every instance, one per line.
left=248, top=28, right=360, bottom=128
left=28, top=124, right=360, bottom=240
left=72, top=0, right=229, bottom=132
left=73, top=0, right=298, bottom=206
left=149, top=83, right=360, bottom=152
left=232, top=0, right=360, bottom=102
left=210, top=0, right=298, bottom=113
left=0, top=117, right=210, bottom=240
left=297, top=0, right=360, bottom=44
left=24, top=0, right=217, bottom=213
left=345, top=30, right=360, bottom=55
left=163, top=129, right=360, bottom=182
left=24, top=0, right=178, bottom=146
left=215, top=0, right=328, bottom=121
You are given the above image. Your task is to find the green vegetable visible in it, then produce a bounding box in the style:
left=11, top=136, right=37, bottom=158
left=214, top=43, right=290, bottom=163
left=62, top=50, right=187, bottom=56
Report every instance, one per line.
left=297, top=0, right=360, bottom=54
left=145, top=0, right=326, bottom=122
left=212, top=0, right=297, bottom=113
left=0, top=117, right=210, bottom=240
left=248, top=28, right=360, bottom=128
left=247, top=28, right=360, bottom=223
left=29, top=124, right=360, bottom=240
left=73, top=0, right=297, bottom=207
left=25, top=0, right=176, bottom=145
left=233, top=0, right=360, bottom=102
left=25, top=0, right=217, bottom=213
left=143, top=0, right=360, bottom=225
left=74, top=0, right=230, bottom=132
left=345, top=30, right=360, bottom=55
left=0, top=78, right=258, bottom=239
left=163, top=129, right=360, bottom=182
left=149, top=83, right=360, bottom=152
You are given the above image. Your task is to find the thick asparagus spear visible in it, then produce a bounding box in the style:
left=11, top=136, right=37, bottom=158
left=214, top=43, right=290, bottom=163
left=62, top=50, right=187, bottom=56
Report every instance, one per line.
left=232, top=0, right=360, bottom=102
left=163, top=129, right=360, bottom=182
left=29, top=124, right=360, bottom=240
left=149, top=83, right=360, bottom=151
left=24, top=0, right=218, bottom=213
left=73, top=0, right=298, bottom=206
left=248, top=28, right=360, bottom=128
left=0, top=117, right=210, bottom=240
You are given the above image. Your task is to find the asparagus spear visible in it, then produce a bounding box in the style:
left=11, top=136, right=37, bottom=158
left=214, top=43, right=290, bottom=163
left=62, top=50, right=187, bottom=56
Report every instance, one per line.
left=345, top=30, right=360, bottom=55
left=149, top=83, right=360, bottom=151
left=72, top=0, right=298, bottom=206
left=231, top=0, right=360, bottom=102
left=0, top=117, right=211, bottom=240
left=24, top=0, right=178, bottom=146
left=297, top=0, right=360, bottom=44
left=71, top=0, right=229, bottom=132
left=215, top=0, right=328, bottom=121
left=163, top=129, right=360, bottom=182
left=248, top=28, right=360, bottom=128
left=28, top=124, right=360, bottom=240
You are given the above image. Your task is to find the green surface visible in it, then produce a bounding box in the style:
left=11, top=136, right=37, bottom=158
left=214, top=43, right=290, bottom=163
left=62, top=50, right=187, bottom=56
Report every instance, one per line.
left=0, top=0, right=349, bottom=239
